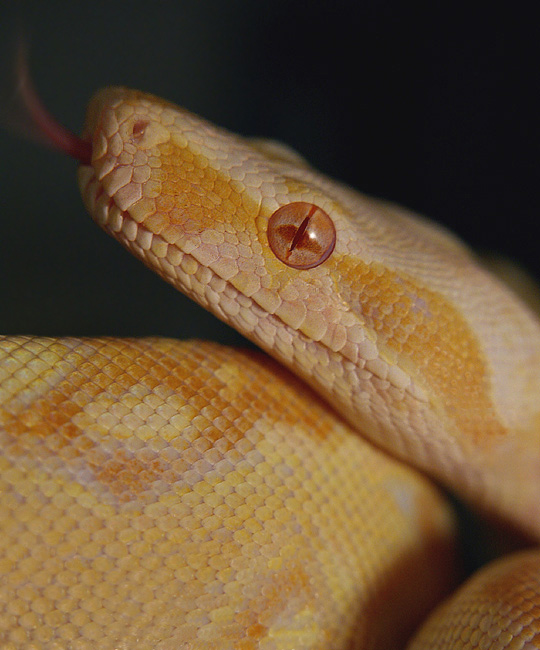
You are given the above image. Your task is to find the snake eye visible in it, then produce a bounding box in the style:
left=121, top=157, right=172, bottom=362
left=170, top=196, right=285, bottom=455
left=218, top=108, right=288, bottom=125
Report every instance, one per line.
left=267, top=202, right=336, bottom=269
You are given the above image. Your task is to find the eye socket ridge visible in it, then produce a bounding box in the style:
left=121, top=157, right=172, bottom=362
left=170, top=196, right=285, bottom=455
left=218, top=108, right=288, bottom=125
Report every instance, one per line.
left=267, top=202, right=336, bottom=270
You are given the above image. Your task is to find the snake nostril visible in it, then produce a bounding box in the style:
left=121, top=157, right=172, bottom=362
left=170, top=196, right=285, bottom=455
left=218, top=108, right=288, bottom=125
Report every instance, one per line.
left=132, top=119, right=149, bottom=139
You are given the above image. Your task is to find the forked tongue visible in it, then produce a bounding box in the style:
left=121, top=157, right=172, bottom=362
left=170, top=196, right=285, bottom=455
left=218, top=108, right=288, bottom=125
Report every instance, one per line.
left=1, top=41, right=92, bottom=164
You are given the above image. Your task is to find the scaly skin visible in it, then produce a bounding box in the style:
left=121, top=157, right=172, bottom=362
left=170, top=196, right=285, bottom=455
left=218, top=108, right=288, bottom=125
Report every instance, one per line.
left=78, top=87, right=540, bottom=536
left=0, top=336, right=457, bottom=649
left=408, top=550, right=540, bottom=649
left=2, top=85, right=540, bottom=648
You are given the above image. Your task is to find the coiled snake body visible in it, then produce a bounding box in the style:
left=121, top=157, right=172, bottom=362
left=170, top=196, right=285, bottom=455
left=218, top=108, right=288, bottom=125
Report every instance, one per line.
left=2, top=85, right=540, bottom=649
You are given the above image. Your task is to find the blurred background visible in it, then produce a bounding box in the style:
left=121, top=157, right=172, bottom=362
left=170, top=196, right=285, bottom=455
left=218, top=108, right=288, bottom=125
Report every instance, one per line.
left=1, top=2, right=538, bottom=341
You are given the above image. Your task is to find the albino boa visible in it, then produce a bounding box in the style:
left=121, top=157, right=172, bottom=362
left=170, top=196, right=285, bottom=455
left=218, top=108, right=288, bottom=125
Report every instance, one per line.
left=2, top=80, right=540, bottom=649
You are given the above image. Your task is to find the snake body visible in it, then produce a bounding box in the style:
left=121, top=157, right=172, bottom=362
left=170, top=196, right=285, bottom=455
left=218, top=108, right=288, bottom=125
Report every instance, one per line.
left=2, top=85, right=540, bottom=648
left=0, top=336, right=457, bottom=649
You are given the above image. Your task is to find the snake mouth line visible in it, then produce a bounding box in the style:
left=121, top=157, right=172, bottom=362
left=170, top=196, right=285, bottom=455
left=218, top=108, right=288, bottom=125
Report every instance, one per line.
left=78, top=164, right=279, bottom=328
left=78, top=166, right=359, bottom=383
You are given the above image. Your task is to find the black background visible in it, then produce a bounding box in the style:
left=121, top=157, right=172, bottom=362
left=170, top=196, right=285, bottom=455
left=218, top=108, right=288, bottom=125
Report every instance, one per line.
left=1, top=2, right=538, bottom=342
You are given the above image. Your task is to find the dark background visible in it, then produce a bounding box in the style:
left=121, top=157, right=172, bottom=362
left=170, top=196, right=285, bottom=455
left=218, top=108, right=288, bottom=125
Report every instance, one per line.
left=1, top=2, right=538, bottom=342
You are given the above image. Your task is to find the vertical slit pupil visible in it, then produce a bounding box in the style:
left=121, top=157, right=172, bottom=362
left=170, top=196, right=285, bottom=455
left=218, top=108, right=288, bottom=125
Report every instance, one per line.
left=289, top=216, right=311, bottom=253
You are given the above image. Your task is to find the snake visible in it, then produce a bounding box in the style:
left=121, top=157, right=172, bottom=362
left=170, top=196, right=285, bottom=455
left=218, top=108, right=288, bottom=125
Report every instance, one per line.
left=2, top=69, right=540, bottom=649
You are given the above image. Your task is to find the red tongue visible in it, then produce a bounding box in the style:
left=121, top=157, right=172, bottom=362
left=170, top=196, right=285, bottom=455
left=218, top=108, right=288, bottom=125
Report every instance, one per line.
left=16, top=44, right=92, bottom=165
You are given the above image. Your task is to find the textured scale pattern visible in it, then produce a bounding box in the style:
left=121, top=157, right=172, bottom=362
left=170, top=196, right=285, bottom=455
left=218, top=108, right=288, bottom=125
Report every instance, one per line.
left=77, top=87, right=540, bottom=538
left=0, top=336, right=456, bottom=649
left=4, top=82, right=540, bottom=648
left=408, top=550, right=540, bottom=649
